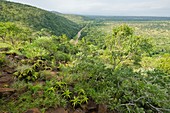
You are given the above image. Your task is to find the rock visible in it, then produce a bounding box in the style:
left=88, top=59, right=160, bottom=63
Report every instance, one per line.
left=0, top=76, right=11, bottom=83
left=73, top=108, right=85, bottom=113
left=80, top=104, right=86, bottom=111
left=0, top=75, right=13, bottom=88
left=87, top=100, right=97, bottom=110
left=0, top=88, right=15, bottom=93
left=24, top=108, right=41, bottom=113
left=6, top=69, right=15, bottom=74
left=98, top=104, right=107, bottom=113
left=51, top=108, right=68, bottom=113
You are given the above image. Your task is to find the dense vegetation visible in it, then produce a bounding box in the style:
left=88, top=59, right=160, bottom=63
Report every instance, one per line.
left=0, top=0, right=81, bottom=38
left=0, top=1, right=170, bottom=113
left=52, top=11, right=89, bottom=25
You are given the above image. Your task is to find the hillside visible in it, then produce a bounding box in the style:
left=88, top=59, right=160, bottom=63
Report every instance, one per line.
left=0, top=0, right=81, bottom=38
left=51, top=11, right=90, bottom=25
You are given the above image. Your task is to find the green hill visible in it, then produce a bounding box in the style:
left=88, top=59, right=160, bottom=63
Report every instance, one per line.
left=0, top=0, right=81, bottom=38
left=51, top=11, right=89, bottom=25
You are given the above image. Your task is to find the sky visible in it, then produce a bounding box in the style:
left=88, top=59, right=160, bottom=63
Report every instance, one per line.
left=8, top=0, right=170, bottom=17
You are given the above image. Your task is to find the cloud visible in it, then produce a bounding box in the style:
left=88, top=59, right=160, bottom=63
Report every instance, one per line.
left=8, top=0, right=170, bottom=16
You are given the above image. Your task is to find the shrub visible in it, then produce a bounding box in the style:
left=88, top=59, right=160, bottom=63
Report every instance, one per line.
left=14, top=65, right=39, bottom=81
left=62, top=55, right=170, bottom=112
left=157, top=54, right=170, bottom=74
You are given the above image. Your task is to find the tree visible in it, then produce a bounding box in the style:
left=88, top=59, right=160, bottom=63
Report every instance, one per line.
left=104, top=24, right=152, bottom=70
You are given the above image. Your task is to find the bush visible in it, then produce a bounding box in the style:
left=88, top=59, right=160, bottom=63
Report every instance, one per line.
left=61, top=55, right=170, bottom=112
left=1, top=81, right=67, bottom=113
left=157, top=54, right=170, bottom=74
left=14, top=65, right=39, bottom=81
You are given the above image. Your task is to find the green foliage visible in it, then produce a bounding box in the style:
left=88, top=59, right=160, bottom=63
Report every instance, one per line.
left=39, top=70, right=53, bottom=80
left=104, top=24, right=153, bottom=70
left=29, top=84, right=43, bottom=94
left=0, top=81, right=67, bottom=113
left=22, top=36, right=75, bottom=63
left=14, top=59, right=50, bottom=81
left=62, top=56, right=170, bottom=112
left=142, top=53, right=170, bottom=75
left=42, top=80, right=89, bottom=108
left=54, top=81, right=67, bottom=90
left=71, top=96, right=81, bottom=107
left=58, top=24, right=169, bottom=112
left=157, top=54, right=170, bottom=74
left=62, top=89, right=72, bottom=99
left=53, top=11, right=88, bottom=24
left=23, top=45, right=48, bottom=58
left=14, top=65, right=38, bottom=81
left=81, top=26, right=107, bottom=49
left=0, top=22, right=32, bottom=46
left=0, top=12, right=170, bottom=113
left=70, top=89, right=88, bottom=107
left=11, top=80, right=30, bottom=89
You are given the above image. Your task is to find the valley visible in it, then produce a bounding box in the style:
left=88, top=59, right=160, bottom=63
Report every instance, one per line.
left=0, top=1, right=170, bottom=113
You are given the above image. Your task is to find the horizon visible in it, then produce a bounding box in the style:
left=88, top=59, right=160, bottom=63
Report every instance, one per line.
left=7, top=0, right=170, bottom=17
